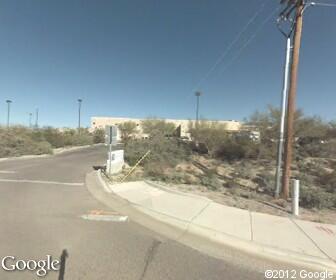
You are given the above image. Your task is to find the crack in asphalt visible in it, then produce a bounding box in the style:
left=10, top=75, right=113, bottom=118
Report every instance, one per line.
left=139, top=239, right=161, bottom=280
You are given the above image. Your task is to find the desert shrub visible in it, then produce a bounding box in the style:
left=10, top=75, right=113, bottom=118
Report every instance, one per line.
left=0, top=127, right=53, bottom=157
left=125, top=135, right=191, bottom=175
left=70, top=132, right=93, bottom=146
left=143, top=162, right=167, bottom=180
left=200, top=175, right=222, bottom=190
left=189, top=120, right=261, bottom=161
left=189, top=120, right=229, bottom=155
left=118, top=121, right=138, bottom=142
left=316, top=170, right=336, bottom=193
left=42, top=127, right=66, bottom=148
left=167, top=172, right=187, bottom=184
left=300, top=187, right=336, bottom=209
left=234, top=163, right=256, bottom=179
left=318, top=140, right=336, bottom=158
left=93, top=129, right=105, bottom=144
left=253, top=171, right=275, bottom=195
left=297, top=173, right=316, bottom=187
left=248, top=106, right=336, bottom=160
left=141, top=119, right=176, bottom=137
left=225, top=180, right=241, bottom=189
left=215, top=139, right=259, bottom=161
left=0, top=126, right=94, bottom=158
left=41, top=127, right=93, bottom=147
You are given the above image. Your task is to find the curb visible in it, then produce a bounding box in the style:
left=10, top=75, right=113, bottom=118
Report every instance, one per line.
left=89, top=171, right=336, bottom=273
left=0, top=144, right=104, bottom=162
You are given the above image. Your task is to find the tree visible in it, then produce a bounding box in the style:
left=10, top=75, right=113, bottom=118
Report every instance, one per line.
left=141, top=119, right=176, bottom=137
left=248, top=106, right=332, bottom=159
left=93, top=128, right=105, bottom=143
left=118, top=121, right=137, bottom=143
left=189, top=120, right=229, bottom=155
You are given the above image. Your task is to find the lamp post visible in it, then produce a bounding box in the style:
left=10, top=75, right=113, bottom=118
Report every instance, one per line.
left=35, top=108, right=39, bottom=128
left=6, top=100, right=12, bottom=129
left=78, top=99, right=82, bottom=134
left=29, top=112, right=33, bottom=128
left=195, top=91, right=201, bottom=126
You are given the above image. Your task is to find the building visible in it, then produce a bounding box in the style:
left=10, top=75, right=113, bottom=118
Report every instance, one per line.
left=90, top=116, right=242, bottom=140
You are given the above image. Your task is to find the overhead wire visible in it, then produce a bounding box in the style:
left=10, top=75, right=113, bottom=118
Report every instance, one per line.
left=310, top=2, right=336, bottom=6
left=216, top=6, right=282, bottom=78
left=190, top=0, right=270, bottom=93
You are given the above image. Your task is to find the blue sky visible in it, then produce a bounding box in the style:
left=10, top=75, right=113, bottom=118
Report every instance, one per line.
left=0, top=0, right=335, bottom=127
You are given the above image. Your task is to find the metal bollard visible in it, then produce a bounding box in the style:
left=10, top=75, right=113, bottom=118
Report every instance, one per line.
left=292, top=179, right=300, bottom=216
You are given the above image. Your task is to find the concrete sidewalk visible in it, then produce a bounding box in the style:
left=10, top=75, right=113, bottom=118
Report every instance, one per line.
left=95, top=171, right=336, bottom=271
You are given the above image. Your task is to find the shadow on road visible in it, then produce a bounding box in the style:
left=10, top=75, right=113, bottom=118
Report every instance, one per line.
left=58, top=249, right=69, bottom=280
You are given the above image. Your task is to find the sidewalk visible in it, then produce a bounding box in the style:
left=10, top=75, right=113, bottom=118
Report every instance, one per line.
left=92, top=171, right=336, bottom=271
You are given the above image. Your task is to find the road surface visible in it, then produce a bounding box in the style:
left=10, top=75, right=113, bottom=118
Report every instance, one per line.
left=0, top=146, right=265, bottom=279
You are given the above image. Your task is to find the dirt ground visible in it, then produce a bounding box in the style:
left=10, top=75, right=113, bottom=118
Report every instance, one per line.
left=118, top=155, right=336, bottom=225
left=152, top=181, right=336, bottom=225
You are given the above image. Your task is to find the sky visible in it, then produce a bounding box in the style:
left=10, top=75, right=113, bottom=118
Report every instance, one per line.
left=0, top=0, right=335, bottom=128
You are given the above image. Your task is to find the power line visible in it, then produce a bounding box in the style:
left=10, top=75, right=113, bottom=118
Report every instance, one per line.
left=217, top=6, right=281, bottom=78
left=191, top=0, right=270, bottom=92
left=310, top=2, right=336, bottom=7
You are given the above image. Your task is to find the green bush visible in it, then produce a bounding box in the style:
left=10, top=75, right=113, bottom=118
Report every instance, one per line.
left=300, top=187, right=336, bottom=209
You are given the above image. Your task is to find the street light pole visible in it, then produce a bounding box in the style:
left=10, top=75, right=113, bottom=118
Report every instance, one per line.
left=35, top=108, right=39, bottom=128
left=6, top=100, right=12, bottom=129
left=78, top=99, right=82, bottom=134
left=195, top=91, right=201, bottom=126
left=29, top=113, right=33, bottom=128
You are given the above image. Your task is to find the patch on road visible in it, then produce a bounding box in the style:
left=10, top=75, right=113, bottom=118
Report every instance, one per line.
left=81, top=209, right=129, bottom=222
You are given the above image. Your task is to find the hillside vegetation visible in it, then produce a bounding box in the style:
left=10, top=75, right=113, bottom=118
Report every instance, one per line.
left=121, top=109, right=336, bottom=214
left=0, top=126, right=105, bottom=158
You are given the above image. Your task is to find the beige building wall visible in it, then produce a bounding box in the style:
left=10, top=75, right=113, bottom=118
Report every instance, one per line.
left=90, top=116, right=241, bottom=139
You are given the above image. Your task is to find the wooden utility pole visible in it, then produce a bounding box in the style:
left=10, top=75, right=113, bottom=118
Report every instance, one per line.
left=281, top=0, right=304, bottom=199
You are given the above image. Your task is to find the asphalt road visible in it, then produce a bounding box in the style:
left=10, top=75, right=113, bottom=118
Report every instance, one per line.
left=0, top=146, right=265, bottom=280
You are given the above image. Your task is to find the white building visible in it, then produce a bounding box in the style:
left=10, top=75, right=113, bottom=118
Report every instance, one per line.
left=90, top=116, right=242, bottom=140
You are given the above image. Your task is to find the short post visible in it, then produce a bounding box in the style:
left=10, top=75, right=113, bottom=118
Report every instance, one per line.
left=292, top=179, right=300, bottom=216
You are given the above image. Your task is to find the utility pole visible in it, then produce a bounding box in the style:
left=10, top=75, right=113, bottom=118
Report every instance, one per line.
left=78, top=99, right=82, bottom=134
left=281, top=0, right=304, bottom=199
left=275, top=36, right=291, bottom=197
left=195, top=91, right=201, bottom=126
left=35, top=108, right=39, bottom=128
left=6, top=100, right=12, bottom=129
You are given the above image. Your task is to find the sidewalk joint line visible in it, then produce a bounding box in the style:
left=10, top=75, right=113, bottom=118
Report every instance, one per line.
left=290, top=218, right=335, bottom=263
left=190, top=201, right=212, bottom=223
left=175, top=201, right=212, bottom=243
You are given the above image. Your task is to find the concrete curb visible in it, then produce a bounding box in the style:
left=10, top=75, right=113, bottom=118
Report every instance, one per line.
left=88, top=171, right=336, bottom=273
left=0, top=143, right=104, bottom=162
